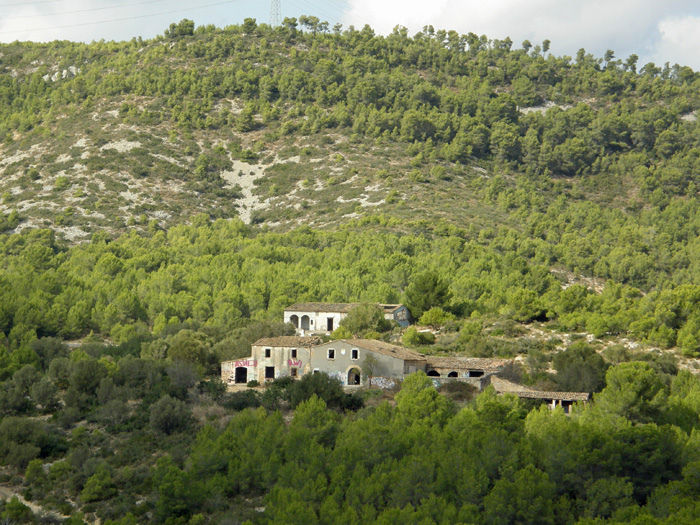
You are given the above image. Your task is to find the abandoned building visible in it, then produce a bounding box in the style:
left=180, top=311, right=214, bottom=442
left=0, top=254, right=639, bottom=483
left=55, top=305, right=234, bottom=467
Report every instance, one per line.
left=310, top=339, right=428, bottom=386
left=220, top=336, right=322, bottom=385
left=221, top=337, right=590, bottom=412
left=490, top=377, right=591, bottom=413
left=283, top=302, right=412, bottom=335
left=425, top=356, right=510, bottom=379
left=222, top=337, right=504, bottom=389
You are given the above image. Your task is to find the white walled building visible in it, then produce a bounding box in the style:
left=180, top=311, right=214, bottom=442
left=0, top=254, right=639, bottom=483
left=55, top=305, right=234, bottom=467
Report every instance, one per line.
left=283, top=302, right=412, bottom=335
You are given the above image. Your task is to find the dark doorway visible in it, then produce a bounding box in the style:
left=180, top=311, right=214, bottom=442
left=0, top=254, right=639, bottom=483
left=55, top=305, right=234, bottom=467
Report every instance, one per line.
left=290, top=315, right=299, bottom=328
left=327, top=317, right=334, bottom=331
left=265, top=366, right=275, bottom=380
left=447, top=371, right=458, bottom=378
left=301, top=315, right=310, bottom=330
left=235, top=367, right=248, bottom=384
left=427, top=370, right=440, bottom=377
left=468, top=370, right=484, bottom=378
left=348, top=368, right=361, bottom=385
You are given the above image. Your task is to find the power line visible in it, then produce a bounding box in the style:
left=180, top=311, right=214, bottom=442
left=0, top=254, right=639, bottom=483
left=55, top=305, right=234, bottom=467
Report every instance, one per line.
left=2, top=0, right=166, bottom=21
left=0, top=0, right=241, bottom=36
left=0, top=0, right=82, bottom=6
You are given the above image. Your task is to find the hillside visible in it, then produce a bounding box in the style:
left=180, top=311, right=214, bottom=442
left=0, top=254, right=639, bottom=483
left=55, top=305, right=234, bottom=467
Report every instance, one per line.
left=4, top=18, right=700, bottom=524
left=3, top=19, right=700, bottom=346
left=2, top=19, right=700, bottom=239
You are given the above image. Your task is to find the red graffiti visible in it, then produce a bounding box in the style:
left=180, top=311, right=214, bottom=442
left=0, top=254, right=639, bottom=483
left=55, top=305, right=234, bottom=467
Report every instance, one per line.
left=288, top=359, right=302, bottom=367
left=234, top=359, right=257, bottom=367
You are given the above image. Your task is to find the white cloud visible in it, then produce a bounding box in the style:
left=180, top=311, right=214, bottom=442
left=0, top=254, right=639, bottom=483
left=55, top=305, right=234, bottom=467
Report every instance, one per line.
left=652, top=15, right=700, bottom=67
left=3, top=1, right=700, bottom=71
left=344, top=0, right=700, bottom=69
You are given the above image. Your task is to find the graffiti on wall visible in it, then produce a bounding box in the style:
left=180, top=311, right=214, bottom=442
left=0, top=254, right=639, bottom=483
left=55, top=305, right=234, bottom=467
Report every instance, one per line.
left=370, top=376, right=399, bottom=390
left=234, top=359, right=257, bottom=367
left=327, top=371, right=344, bottom=382
left=287, top=359, right=302, bottom=367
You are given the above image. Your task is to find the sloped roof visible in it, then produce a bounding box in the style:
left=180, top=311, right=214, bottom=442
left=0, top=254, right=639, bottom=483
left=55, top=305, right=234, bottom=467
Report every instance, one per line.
left=252, top=336, right=323, bottom=347
left=491, top=377, right=589, bottom=401
left=330, top=339, right=427, bottom=361
left=285, top=303, right=407, bottom=314
left=514, top=391, right=590, bottom=401
left=379, top=304, right=405, bottom=314
left=426, top=357, right=509, bottom=371
left=285, top=302, right=359, bottom=313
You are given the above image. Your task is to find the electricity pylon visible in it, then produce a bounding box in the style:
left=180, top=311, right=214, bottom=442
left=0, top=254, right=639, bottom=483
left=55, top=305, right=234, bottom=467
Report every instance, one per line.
left=270, top=0, right=281, bottom=26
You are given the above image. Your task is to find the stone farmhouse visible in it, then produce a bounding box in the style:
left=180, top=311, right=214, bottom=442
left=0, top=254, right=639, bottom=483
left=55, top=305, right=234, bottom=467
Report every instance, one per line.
left=221, top=336, right=322, bottom=385
left=223, top=336, right=508, bottom=390
left=221, top=336, right=590, bottom=412
left=283, top=302, right=412, bottom=335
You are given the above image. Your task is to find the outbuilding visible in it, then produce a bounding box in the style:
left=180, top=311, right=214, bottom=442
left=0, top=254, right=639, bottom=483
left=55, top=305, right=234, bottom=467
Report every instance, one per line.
left=284, top=302, right=412, bottom=335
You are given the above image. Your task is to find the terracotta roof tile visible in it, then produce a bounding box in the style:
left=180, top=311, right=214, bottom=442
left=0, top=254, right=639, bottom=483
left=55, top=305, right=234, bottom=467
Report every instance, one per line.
left=285, top=303, right=406, bottom=314
left=491, top=378, right=589, bottom=401
left=513, top=391, right=590, bottom=401
left=334, top=339, right=427, bottom=361
left=285, top=303, right=359, bottom=313
left=426, top=357, right=509, bottom=371
left=253, top=336, right=323, bottom=347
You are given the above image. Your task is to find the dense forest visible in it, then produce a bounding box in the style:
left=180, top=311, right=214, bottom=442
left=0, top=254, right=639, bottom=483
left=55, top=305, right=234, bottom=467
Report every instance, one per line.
left=3, top=16, right=700, bottom=524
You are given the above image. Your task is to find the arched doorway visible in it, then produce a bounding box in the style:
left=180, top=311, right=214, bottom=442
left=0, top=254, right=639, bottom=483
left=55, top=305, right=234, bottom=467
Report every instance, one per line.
left=301, top=315, right=310, bottom=330
left=347, top=367, right=362, bottom=386
left=290, top=315, right=299, bottom=329
left=235, top=367, right=248, bottom=384
left=427, top=370, right=441, bottom=377
left=447, top=371, right=458, bottom=378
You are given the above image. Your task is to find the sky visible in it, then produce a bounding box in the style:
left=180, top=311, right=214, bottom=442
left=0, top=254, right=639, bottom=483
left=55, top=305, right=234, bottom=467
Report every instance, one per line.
left=2, top=0, right=700, bottom=70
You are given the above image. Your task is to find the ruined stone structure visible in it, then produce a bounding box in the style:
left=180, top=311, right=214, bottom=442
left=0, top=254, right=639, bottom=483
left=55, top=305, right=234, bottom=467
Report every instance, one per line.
left=221, top=337, right=590, bottom=413
left=283, top=302, right=411, bottom=335
left=310, top=339, right=427, bottom=386
left=222, top=337, right=506, bottom=388
left=490, top=377, right=590, bottom=413
left=221, top=336, right=322, bottom=385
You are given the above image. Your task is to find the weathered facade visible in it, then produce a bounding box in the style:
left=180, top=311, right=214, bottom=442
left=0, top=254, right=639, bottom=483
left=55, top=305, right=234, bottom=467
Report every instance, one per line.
left=283, top=302, right=412, bottom=335
left=425, top=356, right=510, bottom=379
left=310, top=339, right=427, bottom=386
left=381, top=304, right=412, bottom=327
left=221, top=336, right=322, bottom=384
left=221, top=337, right=587, bottom=413
left=283, top=303, right=352, bottom=335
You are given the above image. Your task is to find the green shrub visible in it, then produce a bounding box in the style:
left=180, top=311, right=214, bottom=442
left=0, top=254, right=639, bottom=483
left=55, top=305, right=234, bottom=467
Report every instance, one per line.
left=403, top=326, right=436, bottom=345
left=149, top=395, right=191, bottom=435
left=222, top=390, right=261, bottom=411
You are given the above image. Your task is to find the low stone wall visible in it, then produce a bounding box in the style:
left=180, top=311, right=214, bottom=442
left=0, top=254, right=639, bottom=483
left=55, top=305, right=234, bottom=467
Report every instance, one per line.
left=430, top=377, right=487, bottom=390
left=367, top=376, right=400, bottom=390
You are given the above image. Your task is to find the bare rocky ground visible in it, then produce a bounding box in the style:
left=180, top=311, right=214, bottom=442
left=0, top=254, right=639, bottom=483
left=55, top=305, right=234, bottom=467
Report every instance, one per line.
left=0, top=103, right=397, bottom=239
